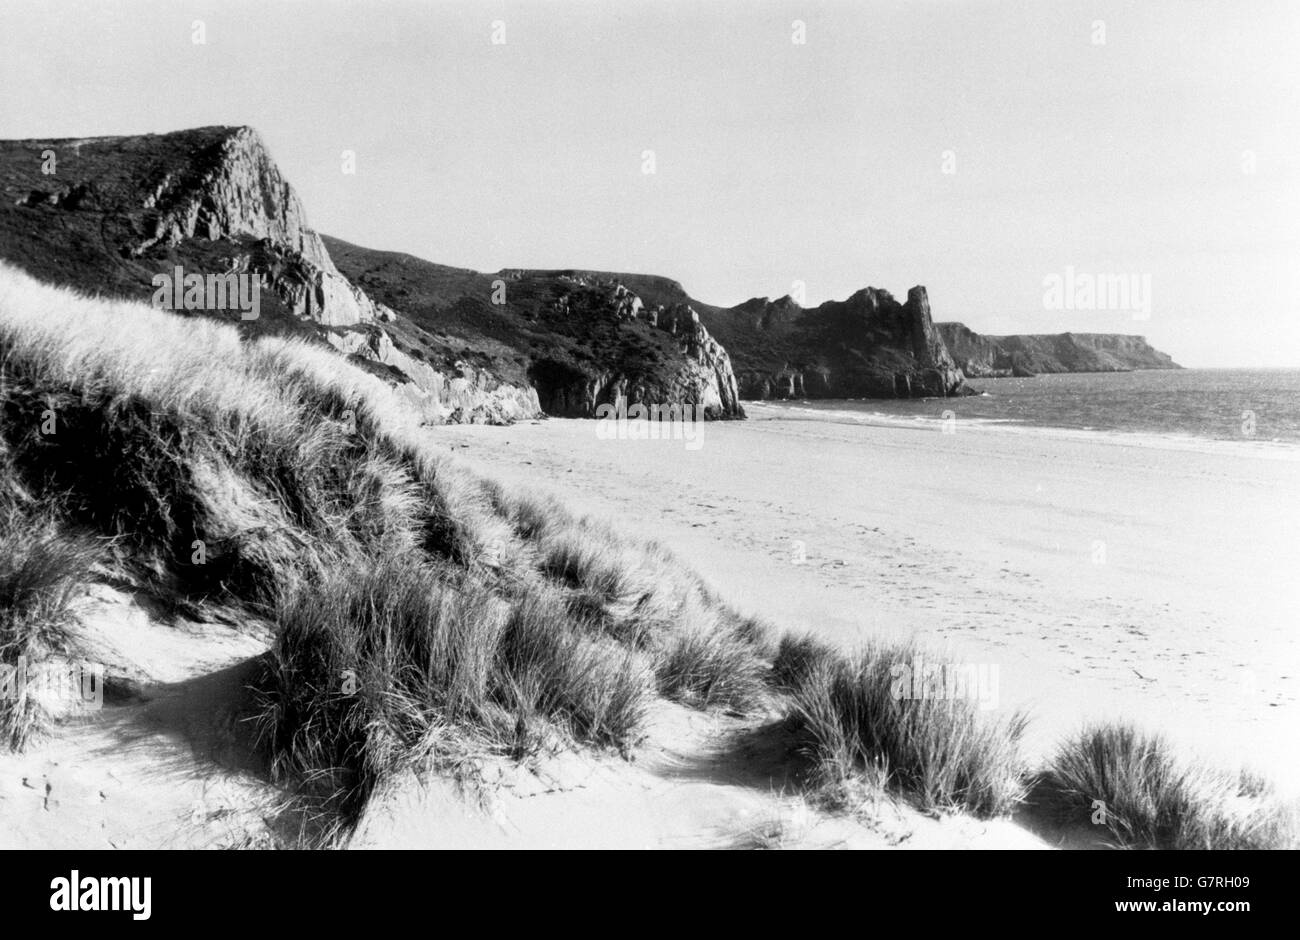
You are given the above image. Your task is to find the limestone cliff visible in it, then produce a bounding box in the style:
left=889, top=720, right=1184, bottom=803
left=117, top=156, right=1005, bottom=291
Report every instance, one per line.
left=702, top=284, right=970, bottom=400
left=937, top=323, right=1181, bottom=376
left=325, top=245, right=747, bottom=420
left=936, top=323, right=1037, bottom=378
left=125, top=126, right=381, bottom=327
left=526, top=290, right=742, bottom=419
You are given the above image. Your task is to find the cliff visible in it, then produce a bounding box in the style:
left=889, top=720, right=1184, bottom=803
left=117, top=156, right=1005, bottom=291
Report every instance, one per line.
left=697, top=285, right=969, bottom=400
left=325, top=234, right=969, bottom=406
left=0, top=126, right=541, bottom=424
left=325, top=245, right=745, bottom=419
left=937, top=323, right=1181, bottom=376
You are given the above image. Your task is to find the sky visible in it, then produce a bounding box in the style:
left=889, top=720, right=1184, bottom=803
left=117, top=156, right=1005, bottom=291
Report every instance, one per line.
left=2, top=0, right=1298, bottom=367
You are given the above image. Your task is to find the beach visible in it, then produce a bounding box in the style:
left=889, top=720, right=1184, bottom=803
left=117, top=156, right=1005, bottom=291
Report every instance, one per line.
left=434, top=405, right=1300, bottom=789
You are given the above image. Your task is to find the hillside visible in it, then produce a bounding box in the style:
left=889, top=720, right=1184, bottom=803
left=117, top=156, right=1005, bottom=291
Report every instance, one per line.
left=0, top=260, right=763, bottom=840
left=937, top=322, right=1181, bottom=377
left=324, top=239, right=744, bottom=419
left=332, top=243, right=979, bottom=404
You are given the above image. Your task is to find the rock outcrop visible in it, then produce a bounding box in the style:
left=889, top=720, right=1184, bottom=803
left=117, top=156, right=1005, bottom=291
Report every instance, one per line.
left=326, top=245, right=747, bottom=420
left=935, top=322, right=1037, bottom=378
left=903, top=286, right=968, bottom=396
left=704, top=284, right=970, bottom=400
left=937, top=323, right=1181, bottom=376
left=524, top=299, right=742, bottom=420
left=325, top=328, right=541, bottom=424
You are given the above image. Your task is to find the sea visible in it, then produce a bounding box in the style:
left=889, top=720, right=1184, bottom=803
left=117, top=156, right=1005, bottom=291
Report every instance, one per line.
left=754, top=369, right=1300, bottom=446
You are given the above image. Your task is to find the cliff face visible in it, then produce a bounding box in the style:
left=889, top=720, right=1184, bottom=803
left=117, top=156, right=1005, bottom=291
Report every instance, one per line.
left=903, top=286, right=968, bottom=396
left=125, top=126, right=381, bottom=327
left=0, top=126, right=541, bottom=424
left=937, top=322, right=1037, bottom=378
left=702, top=284, right=969, bottom=400
left=325, top=249, right=745, bottom=420
left=524, top=289, right=742, bottom=419
left=937, top=323, right=1181, bottom=376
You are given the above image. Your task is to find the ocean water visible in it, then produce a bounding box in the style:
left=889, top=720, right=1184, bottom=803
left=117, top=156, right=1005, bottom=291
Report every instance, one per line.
left=758, top=369, right=1300, bottom=445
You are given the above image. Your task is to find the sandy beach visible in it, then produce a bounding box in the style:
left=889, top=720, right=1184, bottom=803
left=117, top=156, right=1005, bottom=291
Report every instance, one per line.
left=434, top=406, right=1300, bottom=790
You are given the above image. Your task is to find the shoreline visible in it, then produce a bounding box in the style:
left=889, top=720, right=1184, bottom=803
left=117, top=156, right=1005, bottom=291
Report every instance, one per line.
left=744, top=401, right=1300, bottom=461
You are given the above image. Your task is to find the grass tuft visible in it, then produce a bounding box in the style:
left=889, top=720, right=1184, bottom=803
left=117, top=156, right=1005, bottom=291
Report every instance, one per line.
left=0, top=500, right=99, bottom=748
left=774, top=634, right=1028, bottom=817
left=1045, top=723, right=1299, bottom=849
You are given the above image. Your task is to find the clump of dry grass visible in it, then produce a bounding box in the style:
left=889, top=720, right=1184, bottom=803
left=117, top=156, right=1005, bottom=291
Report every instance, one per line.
left=654, top=603, right=772, bottom=710
left=255, top=555, right=657, bottom=821
left=773, top=634, right=1028, bottom=818
left=0, top=499, right=99, bottom=748
left=1044, top=723, right=1299, bottom=849
left=508, top=502, right=772, bottom=710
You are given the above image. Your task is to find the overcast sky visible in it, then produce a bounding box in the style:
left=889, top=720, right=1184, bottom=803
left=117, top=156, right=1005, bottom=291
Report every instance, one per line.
left=3, top=0, right=1298, bottom=366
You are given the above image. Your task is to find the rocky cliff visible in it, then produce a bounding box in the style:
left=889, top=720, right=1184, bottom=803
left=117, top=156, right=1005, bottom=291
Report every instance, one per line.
left=0, top=126, right=541, bottom=424
left=325, top=247, right=745, bottom=420
left=937, top=323, right=1181, bottom=376
left=329, top=242, right=969, bottom=406
left=697, top=284, right=970, bottom=400
left=520, top=283, right=743, bottom=419
left=936, top=323, right=1038, bottom=378
left=123, top=126, right=383, bottom=328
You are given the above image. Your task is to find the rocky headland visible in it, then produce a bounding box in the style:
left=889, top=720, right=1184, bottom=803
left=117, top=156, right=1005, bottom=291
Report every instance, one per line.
left=938, top=322, right=1181, bottom=377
